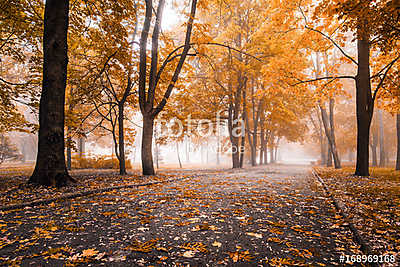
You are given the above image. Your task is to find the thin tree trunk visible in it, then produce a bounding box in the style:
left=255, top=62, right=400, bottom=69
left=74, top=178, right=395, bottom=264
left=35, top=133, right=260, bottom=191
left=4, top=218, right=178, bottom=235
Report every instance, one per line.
left=396, top=113, right=400, bottom=170
left=327, top=98, right=335, bottom=167
left=66, top=126, right=72, bottom=170
left=176, top=142, right=182, bottom=168
left=327, top=145, right=333, bottom=167
left=66, top=142, right=72, bottom=170
left=320, top=105, right=341, bottom=169
left=317, top=110, right=327, bottom=165
left=239, top=133, right=245, bottom=168
left=378, top=110, right=386, bottom=167
left=371, top=122, right=378, bottom=167
left=259, top=126, right=265, bottom=165
left=216, top=135, right=220, bottom=165
left=29, top=0, right=75, bottom=187
left=118, top=104, right=127, bottom=175
left=263, top=130, right=268, bottom=165
left=78, top=137, right=85, bottom=158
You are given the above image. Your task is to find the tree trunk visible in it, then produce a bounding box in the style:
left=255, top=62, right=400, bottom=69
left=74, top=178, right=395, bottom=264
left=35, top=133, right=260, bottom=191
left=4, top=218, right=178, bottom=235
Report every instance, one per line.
left=259, top=126, right=265, bottom=165
left=378, top=110, right=386, bottom=167
left=354, top=37, right=373, bottom=176
left=396, top=113, right=400, bottom=170
left=371, top=122, right=378, bottom=167
left=176, top=142, right=182, bottom=168
left=67, top=139, right=72, bottom=170
left=270, top=146, right=275, bottom=163
left=326, top=145, right=333, bottom=167
left=78, top=137, right=85, bottom=158
left=228, top=94, right=241, bottom=169
left=66, top=126, right=72, bottom=170
left=317, top=112, right=327, bottom=165
left=239, top=135, right=245, bottom=168
left=216, top=135, right=220, bottom=165
left=118, top=104, right=127, bottom=175
left=141, top=115, right=155, bottom=175
left=274, top=138, right=280, bottom=162
left=264, top=131, right=269, bottom=165
left=320, top=105, right=341, bottom=169
left=29, top=0, right=75, bottom=187
left=264, top=146, right=268, bottom=164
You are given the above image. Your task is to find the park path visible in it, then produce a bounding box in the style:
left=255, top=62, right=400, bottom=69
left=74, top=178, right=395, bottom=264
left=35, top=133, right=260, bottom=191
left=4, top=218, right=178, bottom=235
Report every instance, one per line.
left=0, top=164, right=361, bottom=266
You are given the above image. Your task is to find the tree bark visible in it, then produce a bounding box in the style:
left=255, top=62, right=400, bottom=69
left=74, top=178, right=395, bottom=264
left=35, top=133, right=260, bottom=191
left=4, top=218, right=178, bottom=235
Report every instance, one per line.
left=66, top=126, right=72, bottom=170
left=354, top=37, right=373, bottom=176
left=78, top=137, right=85, bottom=157
left=320, top=105, right=341, bottom=169
left=118, top=103, right=127, bottom=175
left=263, top=130, right=269, bottom=165
left=239, top=133, right=245, bottom=168
left=141, top=115, right=155, bottom=175
left=378, top=110, right=386, bottom=167
left=370, top=121, right=378, bottom=167
left=326, top=144, right=333, bottom=167
left=228, top=103, right=240, bottom=168
left=316, top=110, right=327, bottom=166
left=29, top=0, right=75, bottom=187
left=396, top=113, right=400, bottom=170
left=259, top=126, right=265, bottom=165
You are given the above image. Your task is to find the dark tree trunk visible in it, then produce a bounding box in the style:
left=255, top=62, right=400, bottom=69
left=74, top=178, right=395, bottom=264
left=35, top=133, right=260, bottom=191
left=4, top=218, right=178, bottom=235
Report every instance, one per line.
left=228, top=75, right=245, bottom=169
left=263, top=130, right=269, bottom=165
left=118, top=104, right=127, bottom=175
left=228, top=104, right=241, bottom=168
left=239, top=134, right=245, bottom=168
left=29, top=0, right=75, bottom=187
left=355, top=37, right=373, bottom=176
left=66, top=126, right=72, bottom=170
left=378, top=110, right=386, bottom=167
left=396, top=113, right=400, bottom=170
left=141, top=115, right=155, bottom=175
left=327, top=145, right=333, bottom=167
left=67, top=139, right=72, bottom=170
left=259, top=126, right=265, bottom=165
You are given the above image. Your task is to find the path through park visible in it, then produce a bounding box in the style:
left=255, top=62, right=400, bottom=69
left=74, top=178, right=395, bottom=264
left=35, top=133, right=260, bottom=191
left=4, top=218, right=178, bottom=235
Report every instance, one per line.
left=0, top=164, right=361, bottom=266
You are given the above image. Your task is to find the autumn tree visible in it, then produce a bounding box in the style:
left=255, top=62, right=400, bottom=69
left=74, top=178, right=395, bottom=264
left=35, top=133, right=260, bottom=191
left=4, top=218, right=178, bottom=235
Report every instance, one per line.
left=138, top=0, right=198, bottom=175
left=0, top=134, right=21, bottom=165
left=300, top=0, right=400, bottom=175
left=29, top=0, right=75, bottom=186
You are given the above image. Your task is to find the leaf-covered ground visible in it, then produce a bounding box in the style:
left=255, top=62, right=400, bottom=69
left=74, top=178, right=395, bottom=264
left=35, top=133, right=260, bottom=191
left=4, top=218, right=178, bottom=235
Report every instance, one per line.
left=314, top=166, right=400, bottom=264
left=0, top=168, right=181, bottom=207
left=1, top=165, right=364, bottom=266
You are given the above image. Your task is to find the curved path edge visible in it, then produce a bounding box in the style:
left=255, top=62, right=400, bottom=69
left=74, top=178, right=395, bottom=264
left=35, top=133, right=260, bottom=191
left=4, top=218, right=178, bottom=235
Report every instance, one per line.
left=311, top=169, right=380, bottom=267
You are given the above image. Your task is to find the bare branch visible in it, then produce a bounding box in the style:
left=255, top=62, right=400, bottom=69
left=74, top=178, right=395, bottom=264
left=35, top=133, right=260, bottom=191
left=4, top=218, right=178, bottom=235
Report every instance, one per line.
left=292, top=75, right=355, bottom=86
left=373, top=54, right=400, bottom=101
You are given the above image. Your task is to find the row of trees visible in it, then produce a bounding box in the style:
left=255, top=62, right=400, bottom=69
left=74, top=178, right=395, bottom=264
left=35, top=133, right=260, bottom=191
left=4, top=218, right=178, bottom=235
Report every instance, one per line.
left=0, top=0, right=399, bottom=186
